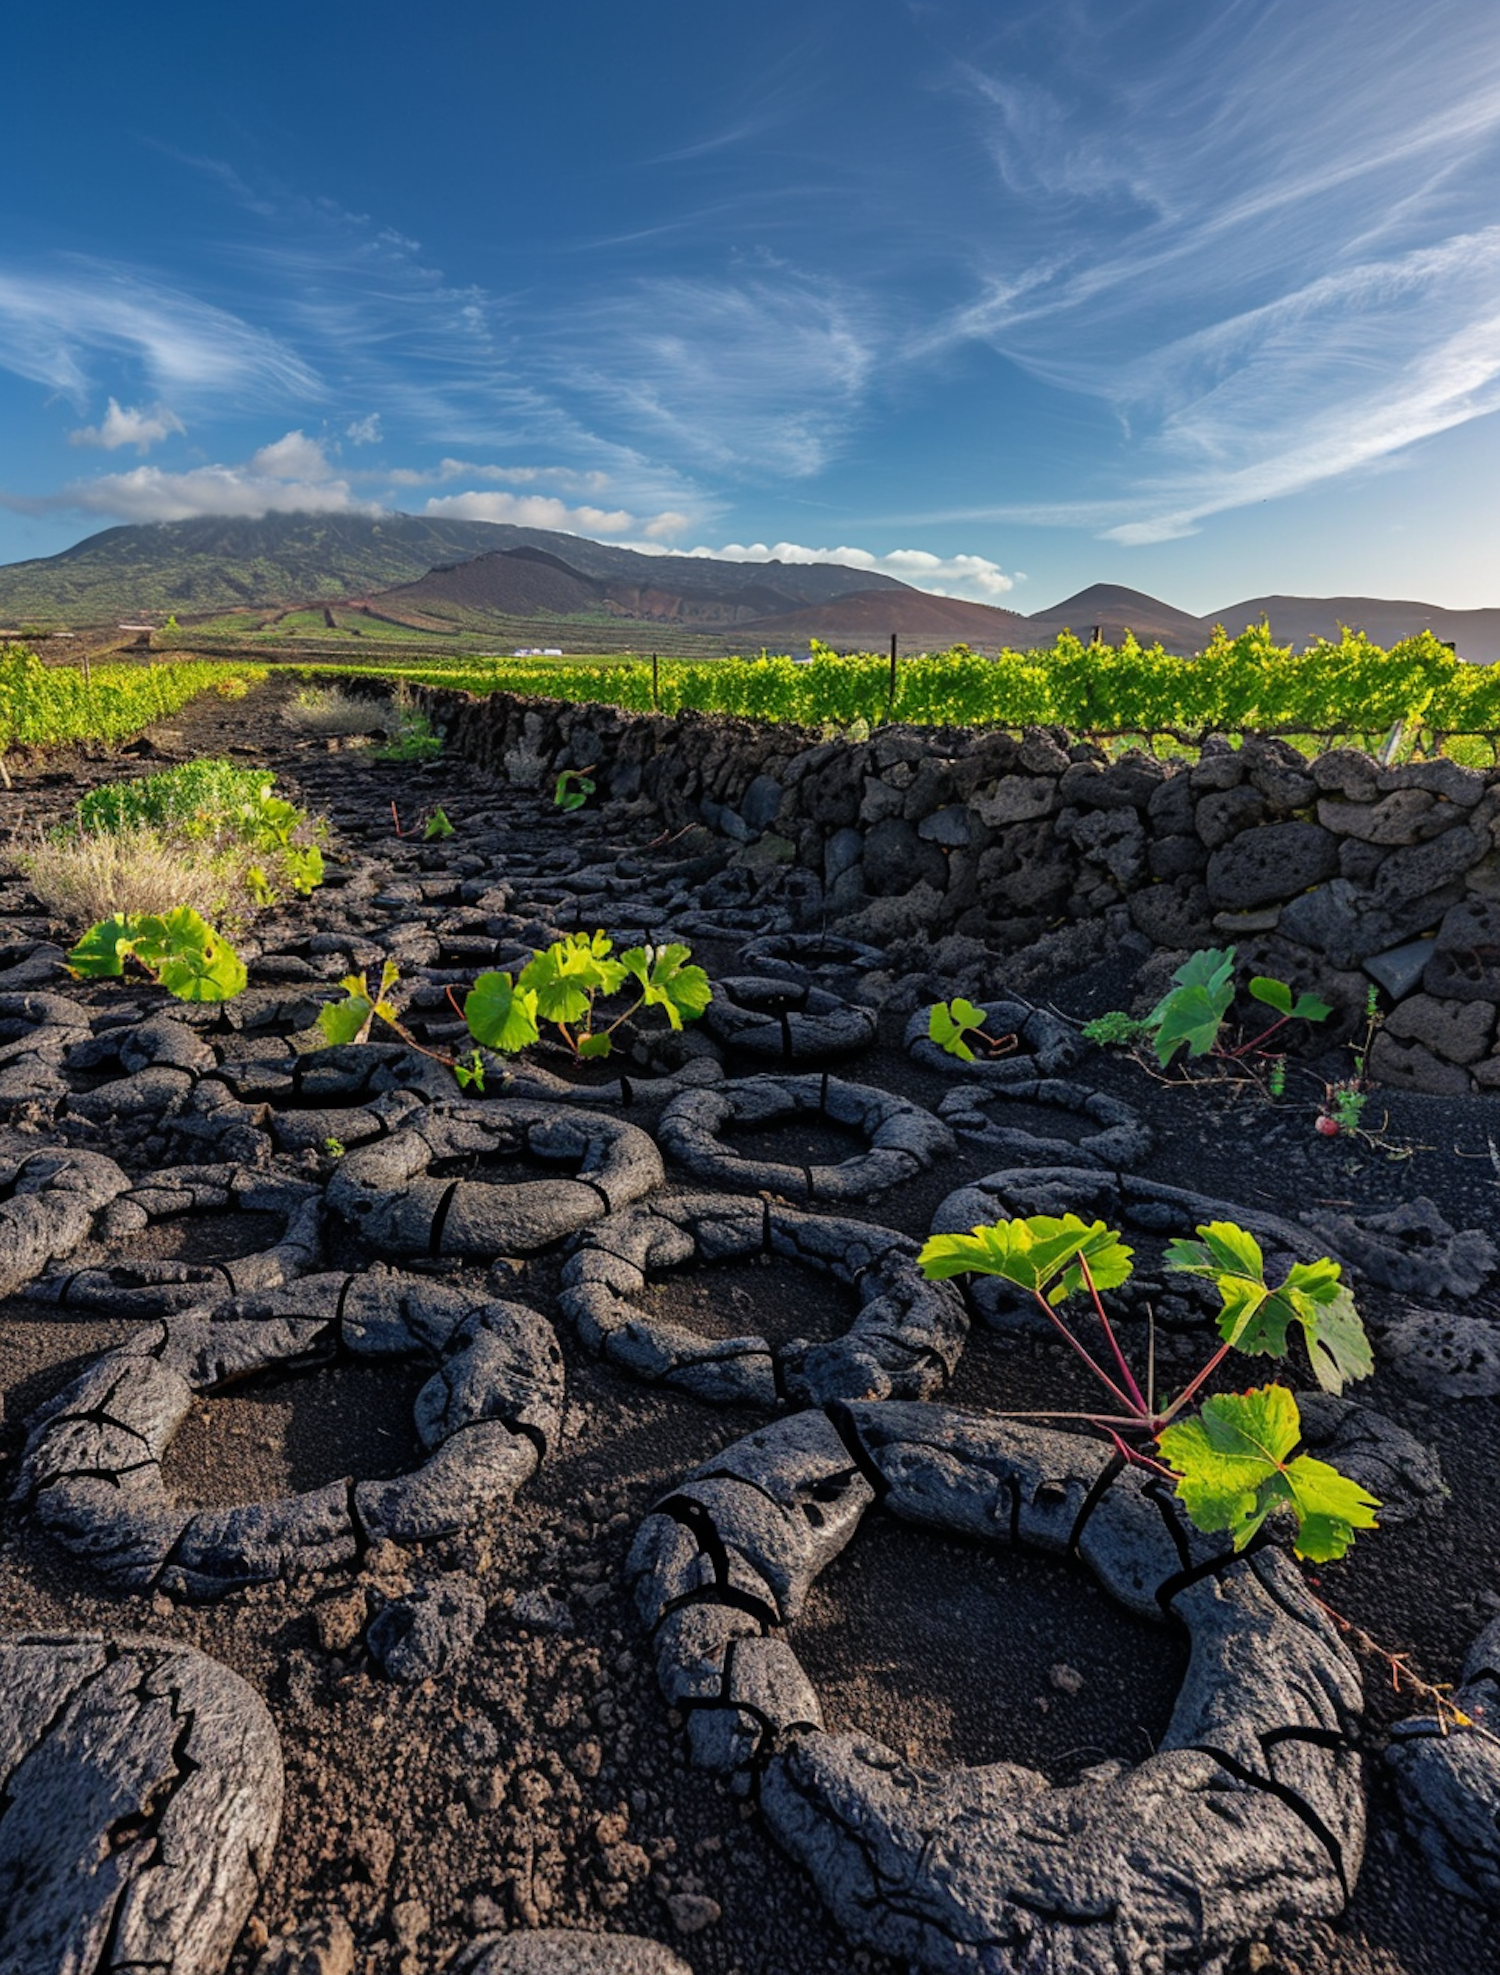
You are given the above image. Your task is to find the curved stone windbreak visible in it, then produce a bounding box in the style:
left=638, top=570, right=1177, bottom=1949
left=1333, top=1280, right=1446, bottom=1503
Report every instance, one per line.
left=0, top=1132, right=131, bottom=1298
left=560, top=1194, right=968, bottom=1407
left=658, top=1074, right=952, bottom=1204
left=0, top=990, right=90, bottom=1123
left=905, top=997, right=1084, bottom=1082
left=327, top=1099, right=663, bottom=1256
left=936, top=1076, right=1151, bottom=1168
left=31, top=1165, right=324, bottom=1313
left=0, top=1633, right=283, bottom=1975
left=489, top=1053, right=724, bottom=1122
left=455, top=1931, right=697, bottom=1973
left=737, top=932, right=888, bottom=982
left=628, top=1404, right=1365, bottom=1975
left=701, top=976, right=878, bottom=1064
left=17, top=1271, right=564, bottom=1597
left=1387, top=1617, right=1500, bottom=1908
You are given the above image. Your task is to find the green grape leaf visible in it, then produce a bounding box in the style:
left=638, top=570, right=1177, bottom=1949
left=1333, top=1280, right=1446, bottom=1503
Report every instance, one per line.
left=286, top=845, right=324, bottom=895
left=1249, top=976, right=1331, bottom=1024
left=66, top=914, right=135, bottom=979
left=451, top=1049, right=487, bottom=1092
left=1147, top=947, right=1236, bottom=1065
left=463, top=971, right=541, bottom=1053
left=423, top=807, right=455, bottom=841
left=918, top=1214, right=1134, bottom=1306
left=1248, top=975, right=1294, bottom=1016
left=519, top=933, right=625, bottom=1024
left=1164, top=1224, right=1373, bottom=1394
left=619, top=944, right=712, bottom=1029
left=316, top=994, right=374, bottom=1047
left=1157, top=1385, right=1380, bottom=1560
left=928, top=997, right=987, bottom=1061
left=151, top=908, right=248, bottom=1002
left=577, top=1031, right=614, bottom=1059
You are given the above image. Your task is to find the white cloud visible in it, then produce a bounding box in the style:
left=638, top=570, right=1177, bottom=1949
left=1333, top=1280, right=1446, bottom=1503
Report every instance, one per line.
left=68, top=398, right=185, bottom=452
left=681, top=540, right=1015, bottom=603
left=54, top=463, right=368, bottom=524
left=249, top=429, right=335, bottom=481
left=345, top=412, right=382, bottom=444
left=0, top=262, right=320, bottom=407
left=424, top=489, right=669, bottom=538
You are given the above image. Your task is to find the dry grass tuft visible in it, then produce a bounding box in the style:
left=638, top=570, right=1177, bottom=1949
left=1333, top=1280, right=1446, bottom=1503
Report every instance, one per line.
left=283, top=686, right=386, bottom=737
left=16, top=826, right=258, bottom=931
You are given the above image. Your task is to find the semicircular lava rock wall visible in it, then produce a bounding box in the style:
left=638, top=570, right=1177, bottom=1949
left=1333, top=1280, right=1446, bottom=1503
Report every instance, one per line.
left=418, top=687, right=1500, bottom=1097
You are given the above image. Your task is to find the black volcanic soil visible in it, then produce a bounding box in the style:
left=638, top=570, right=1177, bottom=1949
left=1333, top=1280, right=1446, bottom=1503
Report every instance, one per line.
left=2, top=674, right=1498, bottom=1975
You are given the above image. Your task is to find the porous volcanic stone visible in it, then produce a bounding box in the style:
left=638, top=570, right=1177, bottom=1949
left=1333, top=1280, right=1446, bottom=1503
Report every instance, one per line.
left=0, top=1633, right=283, bottom=1975
left=0, top=1133, right=131, bottom=1298
left=1206, top=821, right=1339, bottom=909
left=1387, top=1618, right=1500, bottom=1907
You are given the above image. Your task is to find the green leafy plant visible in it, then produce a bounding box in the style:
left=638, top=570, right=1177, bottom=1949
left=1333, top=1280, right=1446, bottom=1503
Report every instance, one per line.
left=66, top=907, right=247, bottom=1003
left=1090, top=946, right=1330, bottom=1073
left=918, top=1212, right=1378, bottom=1560
left=284, top=844, right=324, bottom=894
left=1318, top=985, right=1383, bottom=1138
left=463, top=932, right=711, bottom=1062
left=928, top=997, right=1018, bottom=1063
left=323, top=1136, right=346, bottom=1159
left=316, top=959, right=403, bottom=1047
left=553, top=767, right=596, bottom=812
left=423, top=807, right=455, bottom=841
left=1082, top=1008, right=1153, bottom=1048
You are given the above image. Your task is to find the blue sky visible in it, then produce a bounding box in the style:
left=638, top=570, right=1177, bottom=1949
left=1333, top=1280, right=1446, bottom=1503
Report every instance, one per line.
left=3, top=0, right=1499, bottom=614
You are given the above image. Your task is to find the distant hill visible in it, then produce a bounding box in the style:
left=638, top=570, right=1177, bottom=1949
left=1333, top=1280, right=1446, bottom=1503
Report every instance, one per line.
left=364, top=543, right=886, bottom=630
left=1212, top=595, right=1500, bottom=665
left=1021, top=583, right=1209, bottom=654
left=737, top=586, right=1029, bottom=647
left=0, top=512, right=902, bottom=629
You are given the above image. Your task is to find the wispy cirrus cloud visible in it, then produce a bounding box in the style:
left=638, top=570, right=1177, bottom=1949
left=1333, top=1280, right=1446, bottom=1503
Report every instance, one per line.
left=541, top=273, right=879, bottom=479
left=0, top=261, right=320, bottom=409
left=934, top=0, right=1500, bottom=539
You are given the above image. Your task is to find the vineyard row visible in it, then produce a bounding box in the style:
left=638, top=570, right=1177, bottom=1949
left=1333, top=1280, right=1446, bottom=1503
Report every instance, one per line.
left=335, top=626, right=1500, bottom=751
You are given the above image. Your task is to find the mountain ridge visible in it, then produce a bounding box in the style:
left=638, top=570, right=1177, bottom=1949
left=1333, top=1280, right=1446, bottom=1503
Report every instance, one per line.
left=1, top=512, right=1497, bottom=660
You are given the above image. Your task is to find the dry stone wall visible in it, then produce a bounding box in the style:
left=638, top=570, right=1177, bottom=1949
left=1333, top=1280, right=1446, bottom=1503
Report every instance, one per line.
left=419, top=687, right=1500, bottom=1095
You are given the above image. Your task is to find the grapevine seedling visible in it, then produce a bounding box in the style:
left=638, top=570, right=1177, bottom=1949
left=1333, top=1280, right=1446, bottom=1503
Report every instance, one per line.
left=554, top=767, right=596, bottom=812
left=917, top=1213, right=1379, bottom=1560
left=1088, top=946, right=1330, bottom=1074
left=67, top=908, right=248, bottom=1004
left=928, top=997, right=1019, bottom=1063
left=463, top=931, right=711, bottom=1062
left=423, top=807, right=455, bottom=841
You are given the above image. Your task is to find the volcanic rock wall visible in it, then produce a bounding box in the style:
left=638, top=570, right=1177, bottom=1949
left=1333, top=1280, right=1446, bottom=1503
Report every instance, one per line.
left=419, top=687, right=1500, bottom=1096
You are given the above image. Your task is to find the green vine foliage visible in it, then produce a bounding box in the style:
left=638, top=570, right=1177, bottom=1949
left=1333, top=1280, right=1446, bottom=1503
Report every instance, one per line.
left=67, top=908, right=247, bottom=1002
left=917, top=1212, right=1379, bottom=1561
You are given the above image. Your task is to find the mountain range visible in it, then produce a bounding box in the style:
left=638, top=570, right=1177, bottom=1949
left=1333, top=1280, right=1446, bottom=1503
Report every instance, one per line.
left=1, top=513, right=1496, bottom=662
